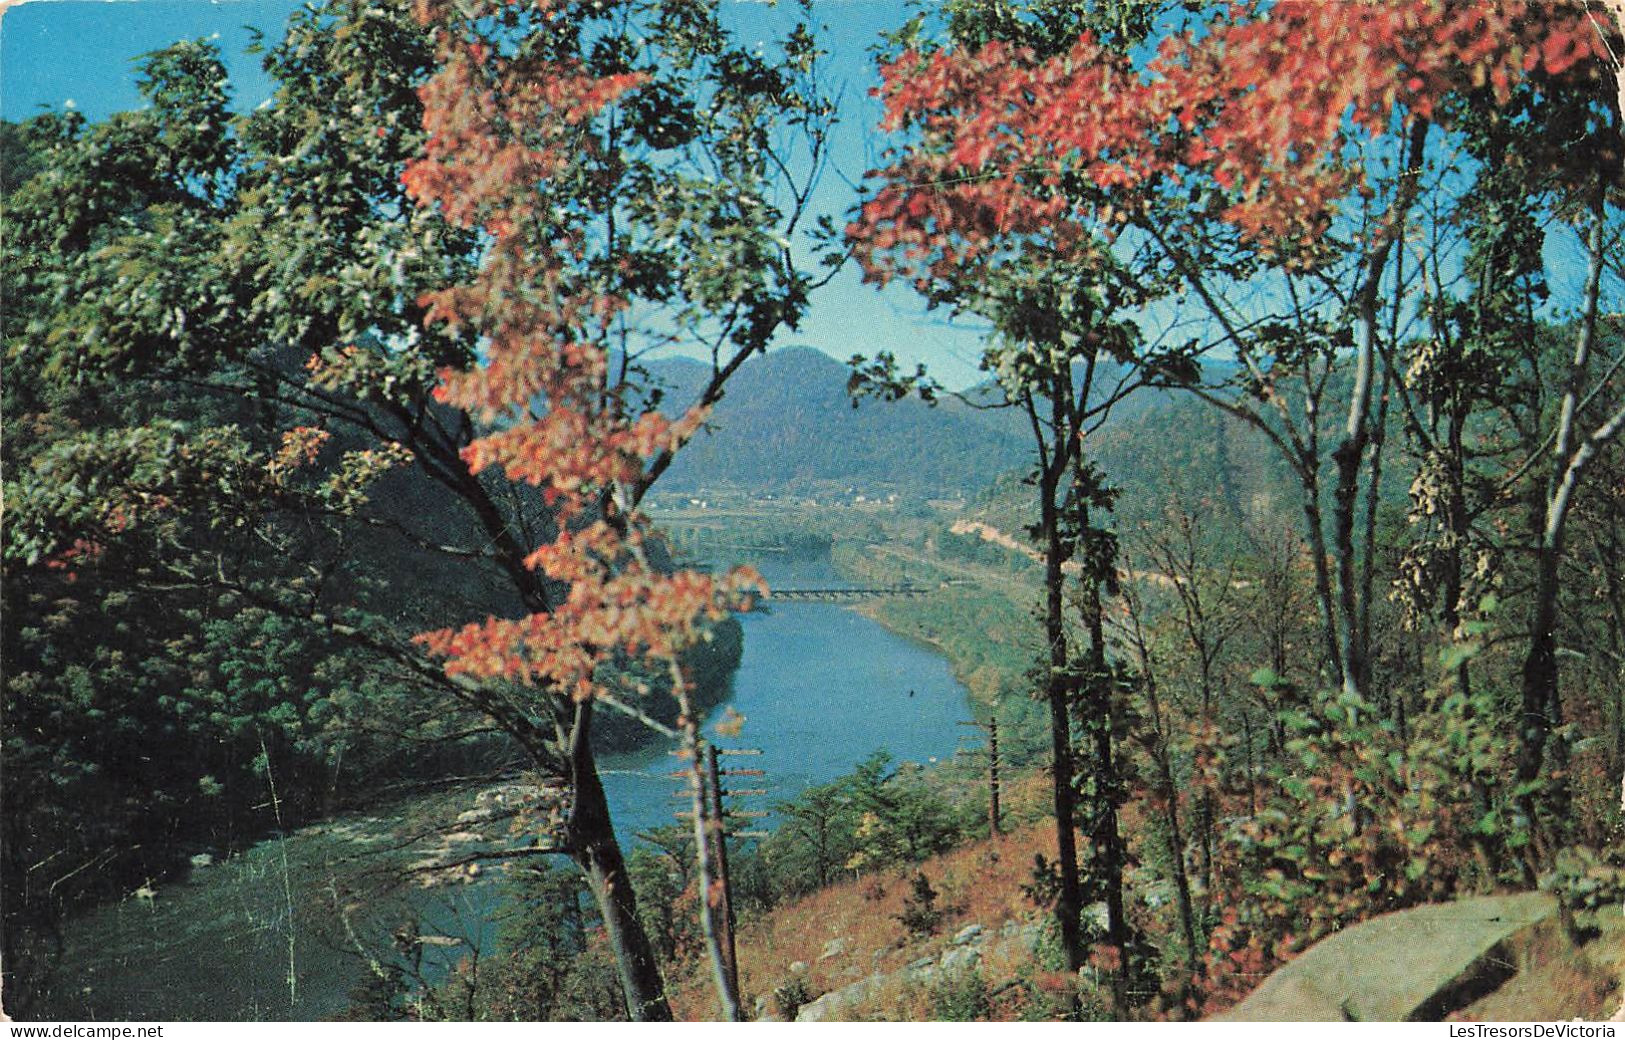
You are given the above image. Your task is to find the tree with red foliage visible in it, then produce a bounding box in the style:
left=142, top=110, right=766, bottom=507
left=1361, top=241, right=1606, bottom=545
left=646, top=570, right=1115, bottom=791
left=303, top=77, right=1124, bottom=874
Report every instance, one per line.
left=856, top=0, right=1612, bottom=699
left=394, top=0, right=837, bottom=1018
left=849, top=2, right=1195, bottom=1007
left=851, top=0, right=1619, bottom=1005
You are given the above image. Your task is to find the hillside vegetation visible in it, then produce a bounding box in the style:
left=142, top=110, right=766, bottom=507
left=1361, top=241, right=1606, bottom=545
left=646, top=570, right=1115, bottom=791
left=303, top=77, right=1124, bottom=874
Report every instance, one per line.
left=650, top=347, right=1029, bottom=496
left=668, top=799, right=1625, bottom=1022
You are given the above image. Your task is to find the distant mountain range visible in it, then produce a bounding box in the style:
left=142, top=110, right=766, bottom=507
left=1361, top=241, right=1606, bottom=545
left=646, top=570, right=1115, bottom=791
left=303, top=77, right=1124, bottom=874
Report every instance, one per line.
left=648, top=346, right=1031, bottom=495
left=646, top=346, right=1281, bottom=515
left=968, top=391, right=1301, bottom=541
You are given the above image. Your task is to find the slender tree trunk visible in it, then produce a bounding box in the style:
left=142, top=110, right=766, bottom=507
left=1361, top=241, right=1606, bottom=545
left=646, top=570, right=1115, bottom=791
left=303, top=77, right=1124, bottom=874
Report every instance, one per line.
left=989, top=718, right=1003, bottom=837
left=689, top=750, right=740, bottom=1021
left=1517, top=517, right=1563, bottom=873
left=1515, top=196, right=1608, bottom=864
left=1336, top=118, right=1431, bottom=707
left=1093, top=709, right=1131, bottom=1013
left=1301, top=481, right=1345, bottom=688
left=1243, top=711, right=1258, bottom=817
left=1158, top=754, right=1199, bottom=980
left=1600, top=527, right=1625, bottom=783
left=1443, top=416, right=1471, bottom=676
left=1357, top=364, right=1389, bottom=694
left=1197, top=796, right=1214, bottom=916
left=673, top=670, right=741, bottom=1022
left=568, top=706, right=673, bottom=1022
left=1040, top=474, right=1085, bottom=975
left=1062, top=397, right=1132, bottom=1012
left=1124, top=597, right=1198, bottom=993
left=1081, top=562, right=1129, bottom=1014
left=1333, top=430, right=1372, bottom=703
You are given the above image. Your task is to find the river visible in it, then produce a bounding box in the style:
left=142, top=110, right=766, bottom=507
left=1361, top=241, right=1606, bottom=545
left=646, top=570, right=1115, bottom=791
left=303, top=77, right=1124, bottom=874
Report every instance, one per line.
left=597, top=559, right=971, bottom=838
left=30, top=561, right=975, bottom=1021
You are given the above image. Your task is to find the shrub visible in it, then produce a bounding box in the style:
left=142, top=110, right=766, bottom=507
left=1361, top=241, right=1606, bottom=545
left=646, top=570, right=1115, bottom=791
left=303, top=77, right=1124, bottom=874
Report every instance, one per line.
left=930, top=967, right=991, bottom=1021
left=1544, top=845, right=1625, bottom=943
left=896, top=871, right=943, bottom=938
left=1192, top=677, right=1516, bottom=1015
left=773, top=974, right=813, bottom=1020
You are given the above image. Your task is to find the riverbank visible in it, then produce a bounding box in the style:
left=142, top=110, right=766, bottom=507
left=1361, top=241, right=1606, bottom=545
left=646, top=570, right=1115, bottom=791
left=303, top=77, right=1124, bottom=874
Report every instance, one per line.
left=827, top=542, right=1050, bottom=765
left=26, top=579, right=979, bottom=1022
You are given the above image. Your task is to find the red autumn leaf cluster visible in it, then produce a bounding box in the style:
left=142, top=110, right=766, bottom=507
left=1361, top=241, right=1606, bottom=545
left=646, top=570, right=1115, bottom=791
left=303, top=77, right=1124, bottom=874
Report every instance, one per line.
left=417, top=519, right=760, bottom=699
left=269, top=425, right=332, bottom=483
left=852, top=0, right=1610, bottom=283
left=401, top=0, right=761, bottom=700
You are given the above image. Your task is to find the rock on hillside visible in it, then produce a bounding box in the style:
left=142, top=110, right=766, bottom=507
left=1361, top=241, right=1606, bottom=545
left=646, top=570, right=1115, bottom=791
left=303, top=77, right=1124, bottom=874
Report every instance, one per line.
left=793, top=919, right=1044, bottom=1022
left=1215, top=892, right=1622, bottom=1022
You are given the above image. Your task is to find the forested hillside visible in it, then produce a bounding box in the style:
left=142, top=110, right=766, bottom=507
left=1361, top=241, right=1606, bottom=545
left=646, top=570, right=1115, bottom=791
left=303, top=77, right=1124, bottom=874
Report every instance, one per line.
left=647, top=349, right=1255, bottom=503
left=648, top=347, right=1028, bottom=495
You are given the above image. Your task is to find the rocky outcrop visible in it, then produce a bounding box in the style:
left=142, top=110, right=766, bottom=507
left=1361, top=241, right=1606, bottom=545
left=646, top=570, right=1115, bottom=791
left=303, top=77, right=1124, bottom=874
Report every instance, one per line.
left=1215, top=892, right=1560, bottom=1022
left=794, top=920, right=1044, bottom=1022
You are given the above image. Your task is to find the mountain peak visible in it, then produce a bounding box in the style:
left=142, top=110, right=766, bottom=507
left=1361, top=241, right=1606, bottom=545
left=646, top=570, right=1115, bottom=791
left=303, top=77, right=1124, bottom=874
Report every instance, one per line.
left=644, top=347, right=1026, bottom=496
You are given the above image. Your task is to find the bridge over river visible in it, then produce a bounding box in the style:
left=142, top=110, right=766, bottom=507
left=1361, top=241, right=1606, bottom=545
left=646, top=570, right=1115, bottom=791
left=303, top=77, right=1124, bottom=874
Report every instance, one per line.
left=765, top=585, right=932, bottom=603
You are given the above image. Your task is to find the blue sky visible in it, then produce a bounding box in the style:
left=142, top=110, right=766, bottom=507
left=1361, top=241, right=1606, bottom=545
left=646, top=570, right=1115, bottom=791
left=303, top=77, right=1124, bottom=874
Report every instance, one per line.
left=4, top=2, right=1612, bottom=392
left=0, top=0, right=998, bottom=389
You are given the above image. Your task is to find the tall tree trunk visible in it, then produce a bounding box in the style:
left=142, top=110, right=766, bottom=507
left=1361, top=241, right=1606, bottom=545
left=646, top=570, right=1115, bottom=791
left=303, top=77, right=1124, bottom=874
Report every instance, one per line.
left=671, top=668, right=741, bottom=1021
left=1040, top=473, right=1085, bottom=975
left=1357, top=364, right=1390, bottom=694
left=1335, top=118, right=1432, bottom=706
left=1516, top=194, right=1608, bottom=870
left=1300, top=478, right=1345, bottom=689
left=1332, top=427, right=1373, bottom=704
left=1600, top=526, right=1625, bottom=783
left=568, top=705, right=673, bottom=1022
left=1092, top=708, right=1131, bottom=1014
left=1079, top=532, right=1129, bottom=1015
left=1154, top=739, right=1199, bottom=981
left=1516, top=511, right=1564, bottom=873
left=1123, top=601, right=1198, bottom=992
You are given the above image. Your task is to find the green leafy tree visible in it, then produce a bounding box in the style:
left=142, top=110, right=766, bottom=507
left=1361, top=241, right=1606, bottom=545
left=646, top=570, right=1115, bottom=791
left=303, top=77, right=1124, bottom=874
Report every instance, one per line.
left=850, top=9, right=1621, bottom=999
left=4, top=0, right=837, bottom=1019
left=848, top=3, right=1188, bottom=1004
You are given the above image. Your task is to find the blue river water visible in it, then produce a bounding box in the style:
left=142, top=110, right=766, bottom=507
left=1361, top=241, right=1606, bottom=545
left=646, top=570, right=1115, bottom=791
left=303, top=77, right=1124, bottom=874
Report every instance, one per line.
left=32, top=560, right=974, bottom=1021
left=598, top=559, right=970, bottom=840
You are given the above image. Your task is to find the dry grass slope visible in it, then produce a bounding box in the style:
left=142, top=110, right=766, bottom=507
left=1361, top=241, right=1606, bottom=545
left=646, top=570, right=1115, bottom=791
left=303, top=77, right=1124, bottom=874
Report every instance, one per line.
left=670, top=792, right=1624, bottom=1022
